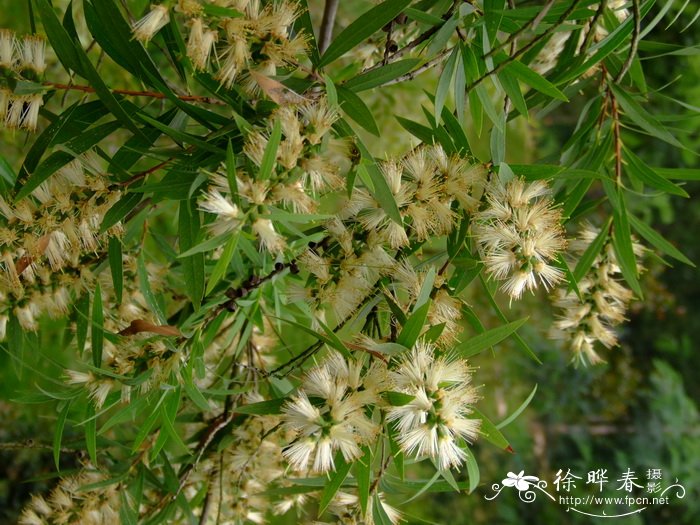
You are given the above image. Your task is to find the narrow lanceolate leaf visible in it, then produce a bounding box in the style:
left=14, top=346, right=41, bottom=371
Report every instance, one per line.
left=624, top=148, right=688, bottom=197
left=179, top=200, right=205, bottom=310
left=573, top=219, right=611, bottom=282
left=397, top=300, right=431, bottom=348
left=612, top=195, right=643, bottom=298
left=337, top=87, right=380, bottom=136
left=503, top=60, right=568, bottom=101
left=434, top=47, right=459, bottom=123
left=628, top=214, right=694, bottom=267
left=610, top=84, right=684, bottom=148
left=85, top=404, right=98, bottom=465
left=53, top=400, right=71, bottom=470
left=235, top=397, right=286, bottom=415
left=91, top=282, right=104, bottom=368
left=360, top=162, right=403, bottom=225
left=344, top=59, right=420, bottom=92
left=471, top=408, right=512, bottom=452
left=206, top=234, right=238, bottom=295
left=318, top=456, right=353, bottom=514
left=108, top=237, right=123, bottom=304
left=258, top=119, right=281, bottom=179
left=356, top=446, right=372, bottom=515
left=453, top=318, right=529, bottom=358
left=318, top=0, right=413, bottom=67
left=497, top=384, right=538, bottom=429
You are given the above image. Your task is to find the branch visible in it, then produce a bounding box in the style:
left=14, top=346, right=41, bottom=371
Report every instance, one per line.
left=614, top=0, right=641, bottom=83
left=43, top=82, right=226, bottom=105
left=467, top=0, right=583, bottom=95
left=319, top=0, right=340, bottom=54
left=486, top=0, right=556, bottom=58
left=378, top=47, right=453, bottom=87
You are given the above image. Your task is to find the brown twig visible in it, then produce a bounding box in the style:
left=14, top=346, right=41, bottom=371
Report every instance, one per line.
left=378, top=47, right=453, bottom=87
left=319, top=0, right=340, bottom=54
left=614, top=0, right=641, bottom=83
left=466, top=0, right=583, bottom=95
left=43, top=82, right=226, bottom=106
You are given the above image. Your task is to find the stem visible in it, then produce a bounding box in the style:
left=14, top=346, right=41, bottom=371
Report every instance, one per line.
left=378, top=47, right=453, bottom=87
left=319, top=0, right=340, bottom=54
left=614, top=0, right=641, bottom=83
left=43, top=82, right=226, bottom=105
left=466, top=0, right=582, bottom=95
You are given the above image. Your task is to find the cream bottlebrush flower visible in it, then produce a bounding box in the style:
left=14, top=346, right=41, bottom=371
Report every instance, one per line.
left=551, top=225, right=642, bottom=365
left=186, top=18, right=217, bottom=70
left=387, top=341, right=480, bottom=471
left=473, top=178, right=567, bottom=301
left=281, top=353, right=381, bottom=473
left=0, top=29, right=14, bottom=68
left=20, top=35, right=46, bottom=74
left=252, top=218, right=286, bottom=254
left=132, top=5, right=170, bottom=43
left=198, top=188, right=241, bottom=235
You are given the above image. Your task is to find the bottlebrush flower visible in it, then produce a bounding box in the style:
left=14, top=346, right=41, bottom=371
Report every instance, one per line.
left=132, top=5, right=170, bottom=44
left=472, top=178, right=567, bottom=301
left=387, top=341, right=480, bottom=470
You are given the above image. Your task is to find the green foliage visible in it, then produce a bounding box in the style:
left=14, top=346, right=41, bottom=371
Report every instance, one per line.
left=0, top=0, right=698, bottom=524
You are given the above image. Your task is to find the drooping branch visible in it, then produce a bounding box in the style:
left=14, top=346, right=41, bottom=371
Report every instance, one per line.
left=43, top=82, right=226, bottom=105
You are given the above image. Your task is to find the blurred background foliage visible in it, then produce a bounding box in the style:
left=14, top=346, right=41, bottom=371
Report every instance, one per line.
left=0, top=0, right=699, bottom=524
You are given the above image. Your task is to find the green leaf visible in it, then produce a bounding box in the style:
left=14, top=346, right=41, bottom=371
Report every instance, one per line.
left=498, top=68, right=528, bottom=118
left=414, top=266, right=436, bottom=311
left=108, top=237, right=123, bottom=304
left=100, top=191, right=143, bottom=233
left=504, top=59, right=568, bottom=101
left=655, top=167, right=700, bottom=180
left=138, top=253, right=167, bottom=324
left=612, top=195, right=643, bottom=298
left=471, top=408, right=512, bottom=452
left=463, top=447, right=480, bottom=494
left=179, top=200, right=205, bottom=310
left=91, top=283, right=104, bottom=368
left=16, top=120, right=122, bottom=202
left=206, top=234, right=239, bottom=295
left=396, top=300, right=431, bottom=348
left=623, top=148, right=688, bottom=197
left=344, top=59, right=420, bottom=92
left=258, top=118, right=281, bottom=179
left=318, top=0, right=413, bottom=67
left=75, top=293, right=90, bottom=355
left=53, top=401, right=71, bottom=470
left=318, top=456, right=352, bottom=515
left=478, top=275, right=540, bottom=363
left=628, top=214, right=694, bottom=267
left=435, top=47, right=459, bottom=123
left=358, top=162, right=403, bottom=225
left=226, top=141, right=241, bottom=207
left=356, top=446, right=372, bottom=515
left=497, top=384, right=538, bottom=429
left=453, top=318, right=528, bottom=358
left=85, top=404, right=97, bottom=464
left=573, top=219, right=611, bottom=282
left=235, top=397, right=286, bottom=415
left=383, top=391, right=416, bottom=406
left=610, top=84, right=684, bottom=148
left=337, top=87, right=380, bottom=136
